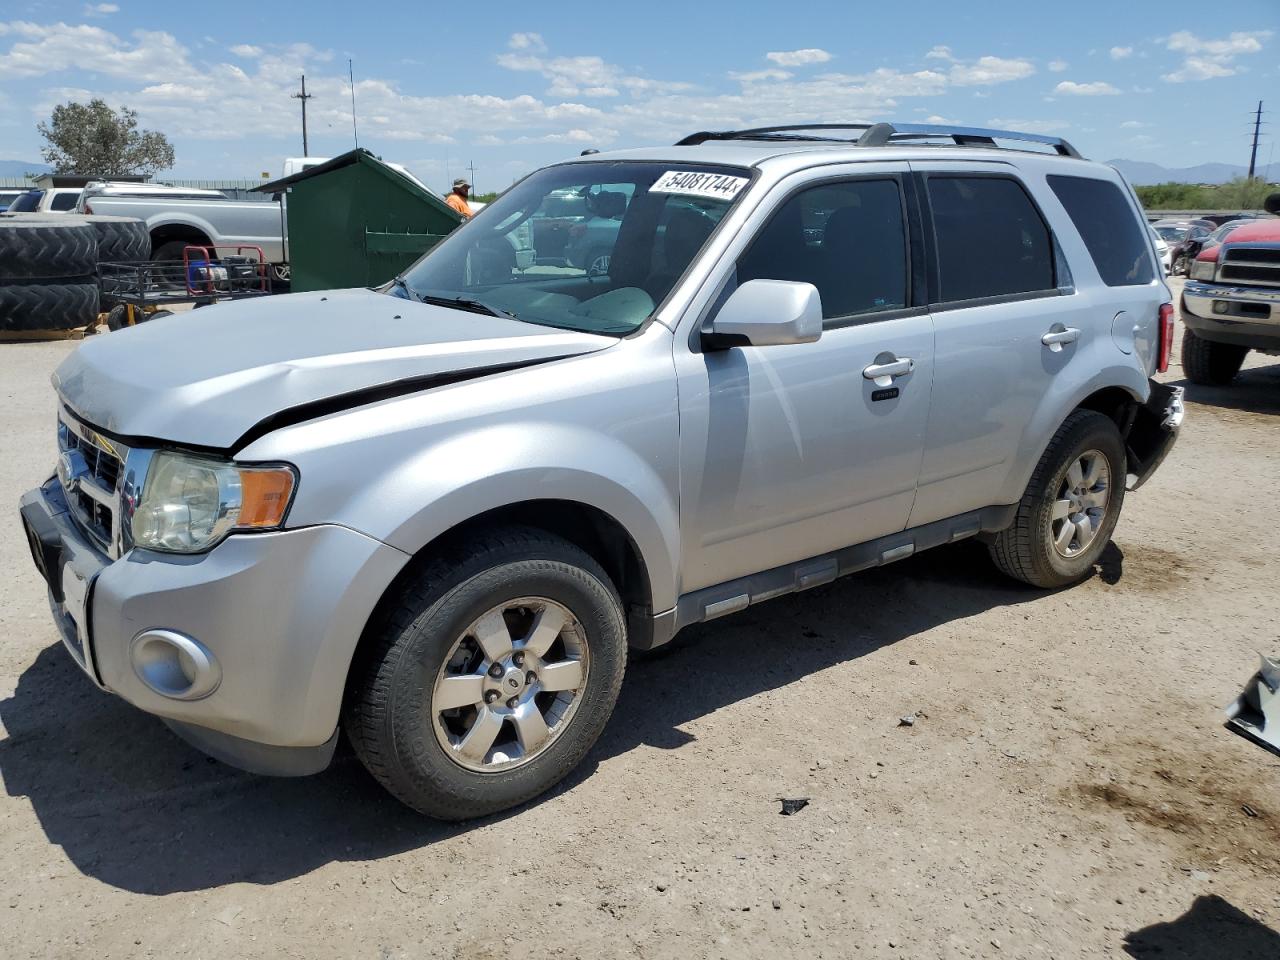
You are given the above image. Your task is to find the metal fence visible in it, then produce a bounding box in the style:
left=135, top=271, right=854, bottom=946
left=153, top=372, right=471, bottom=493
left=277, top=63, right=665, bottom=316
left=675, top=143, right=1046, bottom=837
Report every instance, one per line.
left=0, top=177, right=268, bottom=190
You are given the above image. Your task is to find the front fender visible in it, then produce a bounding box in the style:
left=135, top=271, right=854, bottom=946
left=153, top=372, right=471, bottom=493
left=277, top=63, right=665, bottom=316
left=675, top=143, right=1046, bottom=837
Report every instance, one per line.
left=382, top=423, right=680, bottom=611
left=278, top=420, right=681, bottom=613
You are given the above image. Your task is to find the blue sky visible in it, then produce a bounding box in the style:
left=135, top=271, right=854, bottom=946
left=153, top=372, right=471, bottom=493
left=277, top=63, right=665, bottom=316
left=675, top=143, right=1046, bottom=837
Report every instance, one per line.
left=0, top=0, right=1275, bottom=189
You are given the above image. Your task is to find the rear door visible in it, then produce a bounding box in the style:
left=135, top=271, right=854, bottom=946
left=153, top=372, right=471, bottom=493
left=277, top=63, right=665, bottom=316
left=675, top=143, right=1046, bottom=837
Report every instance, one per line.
left=907, top=162, right=1092, bottom=528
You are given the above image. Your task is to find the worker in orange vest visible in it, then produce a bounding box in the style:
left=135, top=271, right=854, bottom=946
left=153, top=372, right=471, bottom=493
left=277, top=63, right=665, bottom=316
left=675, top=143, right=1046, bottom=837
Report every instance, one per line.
left=445, top=178, right=473, bottom=218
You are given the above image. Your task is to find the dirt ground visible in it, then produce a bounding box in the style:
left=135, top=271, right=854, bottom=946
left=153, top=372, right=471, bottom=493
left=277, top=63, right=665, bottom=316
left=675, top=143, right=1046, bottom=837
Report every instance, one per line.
left=2, top=280, right=1278, bottom=959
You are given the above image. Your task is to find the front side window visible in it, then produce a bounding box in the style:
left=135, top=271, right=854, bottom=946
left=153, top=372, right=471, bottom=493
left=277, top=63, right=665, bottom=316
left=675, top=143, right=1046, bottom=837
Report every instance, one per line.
left=1047, top=175, right=1154, bottom=287
left=398, top=162, right=750, bottom=335
left=928, top=176, right=1055, bottom=303
left=737, top=178, right=908, bottom=320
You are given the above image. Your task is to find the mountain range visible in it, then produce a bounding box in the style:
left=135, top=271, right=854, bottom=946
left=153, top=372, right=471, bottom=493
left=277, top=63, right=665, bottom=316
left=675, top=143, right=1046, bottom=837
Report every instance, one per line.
left=1104, top=159, right=1258, bottom=185
left=0, top=159, right=52, bottom=178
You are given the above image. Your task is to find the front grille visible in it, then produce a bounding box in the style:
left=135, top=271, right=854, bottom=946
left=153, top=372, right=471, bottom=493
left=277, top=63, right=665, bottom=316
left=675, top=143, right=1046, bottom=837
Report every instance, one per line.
left=57, top=413, right=125, bottom=556
left=1220, top=245, right=1280, bottom=287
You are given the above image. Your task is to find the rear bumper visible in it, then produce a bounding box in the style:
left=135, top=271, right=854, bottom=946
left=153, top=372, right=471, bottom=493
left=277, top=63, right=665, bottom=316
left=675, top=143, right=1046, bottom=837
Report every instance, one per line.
left=1182, top=282, right=1280, bottom=350
left=20, top=479, right=408, bottom=775
left=1125, top=380, right=1184, bottom=491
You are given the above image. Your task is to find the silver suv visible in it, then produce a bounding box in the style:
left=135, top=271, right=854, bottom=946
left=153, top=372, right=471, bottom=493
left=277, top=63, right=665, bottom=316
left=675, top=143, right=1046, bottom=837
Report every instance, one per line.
left=20, top=123, right=1184, bottom=819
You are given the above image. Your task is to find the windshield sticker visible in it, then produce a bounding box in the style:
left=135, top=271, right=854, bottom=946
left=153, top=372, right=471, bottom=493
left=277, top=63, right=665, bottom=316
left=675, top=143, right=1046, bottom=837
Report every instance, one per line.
left=650, top=171, right=748, bottom=201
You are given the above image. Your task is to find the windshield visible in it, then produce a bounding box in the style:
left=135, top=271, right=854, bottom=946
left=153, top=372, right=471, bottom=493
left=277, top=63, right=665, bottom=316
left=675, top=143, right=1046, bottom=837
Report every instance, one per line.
left=396, top=161, right=752, bottom=335
left=8, top=190, right=42, bottom=212
left=1154, top=225, right=1185, bottom=242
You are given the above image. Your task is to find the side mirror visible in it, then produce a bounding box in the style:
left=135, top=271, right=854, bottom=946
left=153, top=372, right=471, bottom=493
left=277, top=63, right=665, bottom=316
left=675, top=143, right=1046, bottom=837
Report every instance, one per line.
left=704, top=279, right=822, bottom=349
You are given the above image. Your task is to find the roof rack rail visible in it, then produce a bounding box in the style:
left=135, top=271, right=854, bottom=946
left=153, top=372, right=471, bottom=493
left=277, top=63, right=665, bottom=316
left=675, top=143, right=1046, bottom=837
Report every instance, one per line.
left=676, top=122, right=1083, bottom=159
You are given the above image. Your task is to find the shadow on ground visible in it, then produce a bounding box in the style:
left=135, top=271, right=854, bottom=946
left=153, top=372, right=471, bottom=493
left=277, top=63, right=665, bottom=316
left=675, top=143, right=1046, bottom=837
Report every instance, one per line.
left=1124, top=895, right=1280, bottom=959
left=3, top=540, right=1076, bottom=894
left=1172, top=360, right=1280, bottom=417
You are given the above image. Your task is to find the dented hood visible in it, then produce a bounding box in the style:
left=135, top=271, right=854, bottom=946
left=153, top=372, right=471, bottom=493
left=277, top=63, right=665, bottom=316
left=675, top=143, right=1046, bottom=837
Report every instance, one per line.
left=54, top=288, right=615, bottom=449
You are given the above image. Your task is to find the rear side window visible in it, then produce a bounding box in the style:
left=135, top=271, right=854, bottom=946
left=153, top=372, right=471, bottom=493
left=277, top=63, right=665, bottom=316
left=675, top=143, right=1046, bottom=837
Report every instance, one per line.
left=927, top=176, right=1055, bottom=303
left=50, top=191, right=80, bottom=211
left=1047, top=175, right=1154, bottom=286
left=738, top=178, right=908, bottom=320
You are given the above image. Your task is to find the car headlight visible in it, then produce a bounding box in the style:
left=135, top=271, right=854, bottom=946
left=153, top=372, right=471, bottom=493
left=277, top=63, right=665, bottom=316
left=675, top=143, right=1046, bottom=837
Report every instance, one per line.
left=1188, top=258, right=1217, bottom=281
left=131, top=451, right=296, bottom=554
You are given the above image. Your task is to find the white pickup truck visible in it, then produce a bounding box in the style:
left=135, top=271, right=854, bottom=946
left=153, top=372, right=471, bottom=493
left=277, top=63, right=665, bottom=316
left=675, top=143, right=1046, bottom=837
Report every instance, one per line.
left=76, top=181, right=288, bottom=282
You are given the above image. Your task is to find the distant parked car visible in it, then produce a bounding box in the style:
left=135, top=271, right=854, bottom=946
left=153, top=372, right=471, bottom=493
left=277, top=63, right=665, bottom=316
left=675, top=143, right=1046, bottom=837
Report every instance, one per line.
left=1148, top=226, right=1171, bottom=274
left=1152, top=218, right=1215, bottom=276
left=1179, top=219, right=1254, bottom=270
left=6, top=187, right=82, bottom=213
left=0, top=189, right=25, bottom=212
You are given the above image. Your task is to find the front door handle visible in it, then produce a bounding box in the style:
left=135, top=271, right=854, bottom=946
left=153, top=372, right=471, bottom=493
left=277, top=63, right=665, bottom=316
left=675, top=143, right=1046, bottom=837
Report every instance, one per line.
left=862, top=357, right=915, bottom=383
left=1041, top=326, right=1081, bottom=350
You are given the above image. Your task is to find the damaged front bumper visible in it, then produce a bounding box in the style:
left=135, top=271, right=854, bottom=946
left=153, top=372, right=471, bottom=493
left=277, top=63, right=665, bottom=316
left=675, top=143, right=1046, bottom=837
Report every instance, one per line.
left=1125, top=380, right=1185, bottom=491
left=1225, top=654, right=1280, bottom=758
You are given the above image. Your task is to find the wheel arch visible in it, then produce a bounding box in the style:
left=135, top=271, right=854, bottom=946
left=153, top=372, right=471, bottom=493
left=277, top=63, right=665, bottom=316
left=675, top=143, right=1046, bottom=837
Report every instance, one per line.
left=346, top=498, right=657, bottom=702
left=1002, top=367, right=1148, bottom=505
left=148, top=219, right=214, bottom=254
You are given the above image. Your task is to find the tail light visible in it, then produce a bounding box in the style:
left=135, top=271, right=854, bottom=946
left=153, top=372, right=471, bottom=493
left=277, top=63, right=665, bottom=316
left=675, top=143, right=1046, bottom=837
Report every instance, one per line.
left=83, top=202, right=94, bottom=214
left=1157, top=303, right=1174, bottom=373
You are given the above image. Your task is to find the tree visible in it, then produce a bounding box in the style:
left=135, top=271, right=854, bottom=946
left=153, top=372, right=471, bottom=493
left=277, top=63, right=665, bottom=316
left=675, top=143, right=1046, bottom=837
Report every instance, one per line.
left=37, top=99, right=175, bottom=177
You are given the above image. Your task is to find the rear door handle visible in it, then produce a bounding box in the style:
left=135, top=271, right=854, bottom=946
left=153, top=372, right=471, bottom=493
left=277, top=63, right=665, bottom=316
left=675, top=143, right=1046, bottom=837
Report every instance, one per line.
left=862, top=357, right=915, bottom=383
left=1041, top=326, right=1080, bottom=350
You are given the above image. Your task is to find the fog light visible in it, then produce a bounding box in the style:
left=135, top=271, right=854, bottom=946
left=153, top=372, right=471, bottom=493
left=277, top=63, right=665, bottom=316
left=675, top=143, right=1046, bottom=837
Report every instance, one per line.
left=1213, top=301, right=1229, bottom=315
left=130, top=629, right=221, bottom=700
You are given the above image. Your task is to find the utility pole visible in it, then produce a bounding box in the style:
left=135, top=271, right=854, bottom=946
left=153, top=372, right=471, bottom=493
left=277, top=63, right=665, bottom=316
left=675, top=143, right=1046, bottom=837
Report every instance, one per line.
left=348, top=59, right=359, bottom=149
left=1247, top=100, right=1263, bottom=180
left=292, top=74, right=314, bottom=157
left=468, top=160, right=477, bottom=195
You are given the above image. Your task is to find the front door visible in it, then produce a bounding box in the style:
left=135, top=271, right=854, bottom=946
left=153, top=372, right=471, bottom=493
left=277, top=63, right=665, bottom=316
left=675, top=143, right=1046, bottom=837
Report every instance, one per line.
left=674, top=169, right=935, bottom=594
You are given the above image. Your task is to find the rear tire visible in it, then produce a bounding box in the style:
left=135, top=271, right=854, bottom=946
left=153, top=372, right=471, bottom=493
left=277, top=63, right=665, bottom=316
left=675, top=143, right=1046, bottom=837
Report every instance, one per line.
left=1181, top=327, right=1247, bottom=385
left=344, top=527, right=627, bottom=820
left=988, top=410, right=1126, bottom=588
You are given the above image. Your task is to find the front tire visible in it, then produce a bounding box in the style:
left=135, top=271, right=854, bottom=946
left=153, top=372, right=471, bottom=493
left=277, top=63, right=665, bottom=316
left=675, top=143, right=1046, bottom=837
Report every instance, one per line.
left=989, top=410, right=1126, bottom=588
left=344, top=527, right=627, bottom=820
left=1181, top=327, right=1247, bottom=385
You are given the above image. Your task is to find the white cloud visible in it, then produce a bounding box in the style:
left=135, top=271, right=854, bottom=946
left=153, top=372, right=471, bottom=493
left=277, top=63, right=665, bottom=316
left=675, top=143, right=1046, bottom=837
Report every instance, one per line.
left=987, top=117, right=1070, bottom=134
left=496, top=47, right=689, bottom=99
left=1054, top=80, right=1121, bottom=96
left=766, top=48, right=831, bottom=67
left=1048, top=59, right=1068, bottom=72
left=949, top=55, right=1035, bottom=86
left=230, top=43, right=261, bottom=57
left=508, top=32, right=546, bottom=53
left=1120, top=119, right=1147, bottom=128
left=1162, top=29, right=1272, bottom=82
left=1109, top=46, right=1133, bottom=59
left=83, top=3, right=118, bottom=16
left=924, top=45, right=953, bottom=61
left=729, top=68, right=791, bottom=83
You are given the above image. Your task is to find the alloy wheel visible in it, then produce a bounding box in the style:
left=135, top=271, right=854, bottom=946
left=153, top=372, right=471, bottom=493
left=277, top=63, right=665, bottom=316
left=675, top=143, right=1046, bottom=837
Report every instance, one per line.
left=1050, top=449, right=1111, bottom=559
left=431, top=598, right=589, bottom=772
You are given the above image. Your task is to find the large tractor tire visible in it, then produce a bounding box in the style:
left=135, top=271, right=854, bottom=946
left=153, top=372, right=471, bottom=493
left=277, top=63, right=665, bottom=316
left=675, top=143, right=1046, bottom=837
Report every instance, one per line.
left=0, top=218, right=96, bottom=282
left=76, top=214, right=151, bottom=263
left=0, top=282, right=99, bottom=333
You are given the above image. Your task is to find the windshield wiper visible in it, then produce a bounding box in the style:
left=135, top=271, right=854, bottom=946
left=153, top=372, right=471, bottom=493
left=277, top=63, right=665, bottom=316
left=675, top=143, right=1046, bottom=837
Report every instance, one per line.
left=417, top=293, right=520, bottom=321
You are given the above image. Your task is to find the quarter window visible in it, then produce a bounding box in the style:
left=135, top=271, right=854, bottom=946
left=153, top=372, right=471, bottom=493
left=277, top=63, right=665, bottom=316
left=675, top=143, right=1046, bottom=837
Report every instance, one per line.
left=1047, top=175, right=1154, bottom=286
left=927, top=176, right=1055, bottom=303
left=737, top=179, right=908, bottom=320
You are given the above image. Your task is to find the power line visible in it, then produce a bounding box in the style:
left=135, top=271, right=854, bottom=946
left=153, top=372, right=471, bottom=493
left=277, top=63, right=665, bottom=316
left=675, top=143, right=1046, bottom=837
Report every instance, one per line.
left=291, top=74, right=314, bottom=157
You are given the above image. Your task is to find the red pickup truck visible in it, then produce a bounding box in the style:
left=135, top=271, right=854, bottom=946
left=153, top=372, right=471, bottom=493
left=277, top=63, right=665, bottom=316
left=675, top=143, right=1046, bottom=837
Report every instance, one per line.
left=1180, top=193, right=1280, bottom=384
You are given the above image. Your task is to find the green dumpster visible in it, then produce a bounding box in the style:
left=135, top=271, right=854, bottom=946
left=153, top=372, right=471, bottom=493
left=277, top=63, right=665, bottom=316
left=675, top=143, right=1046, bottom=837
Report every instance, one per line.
left=257, top=149, right=462, bottom=293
